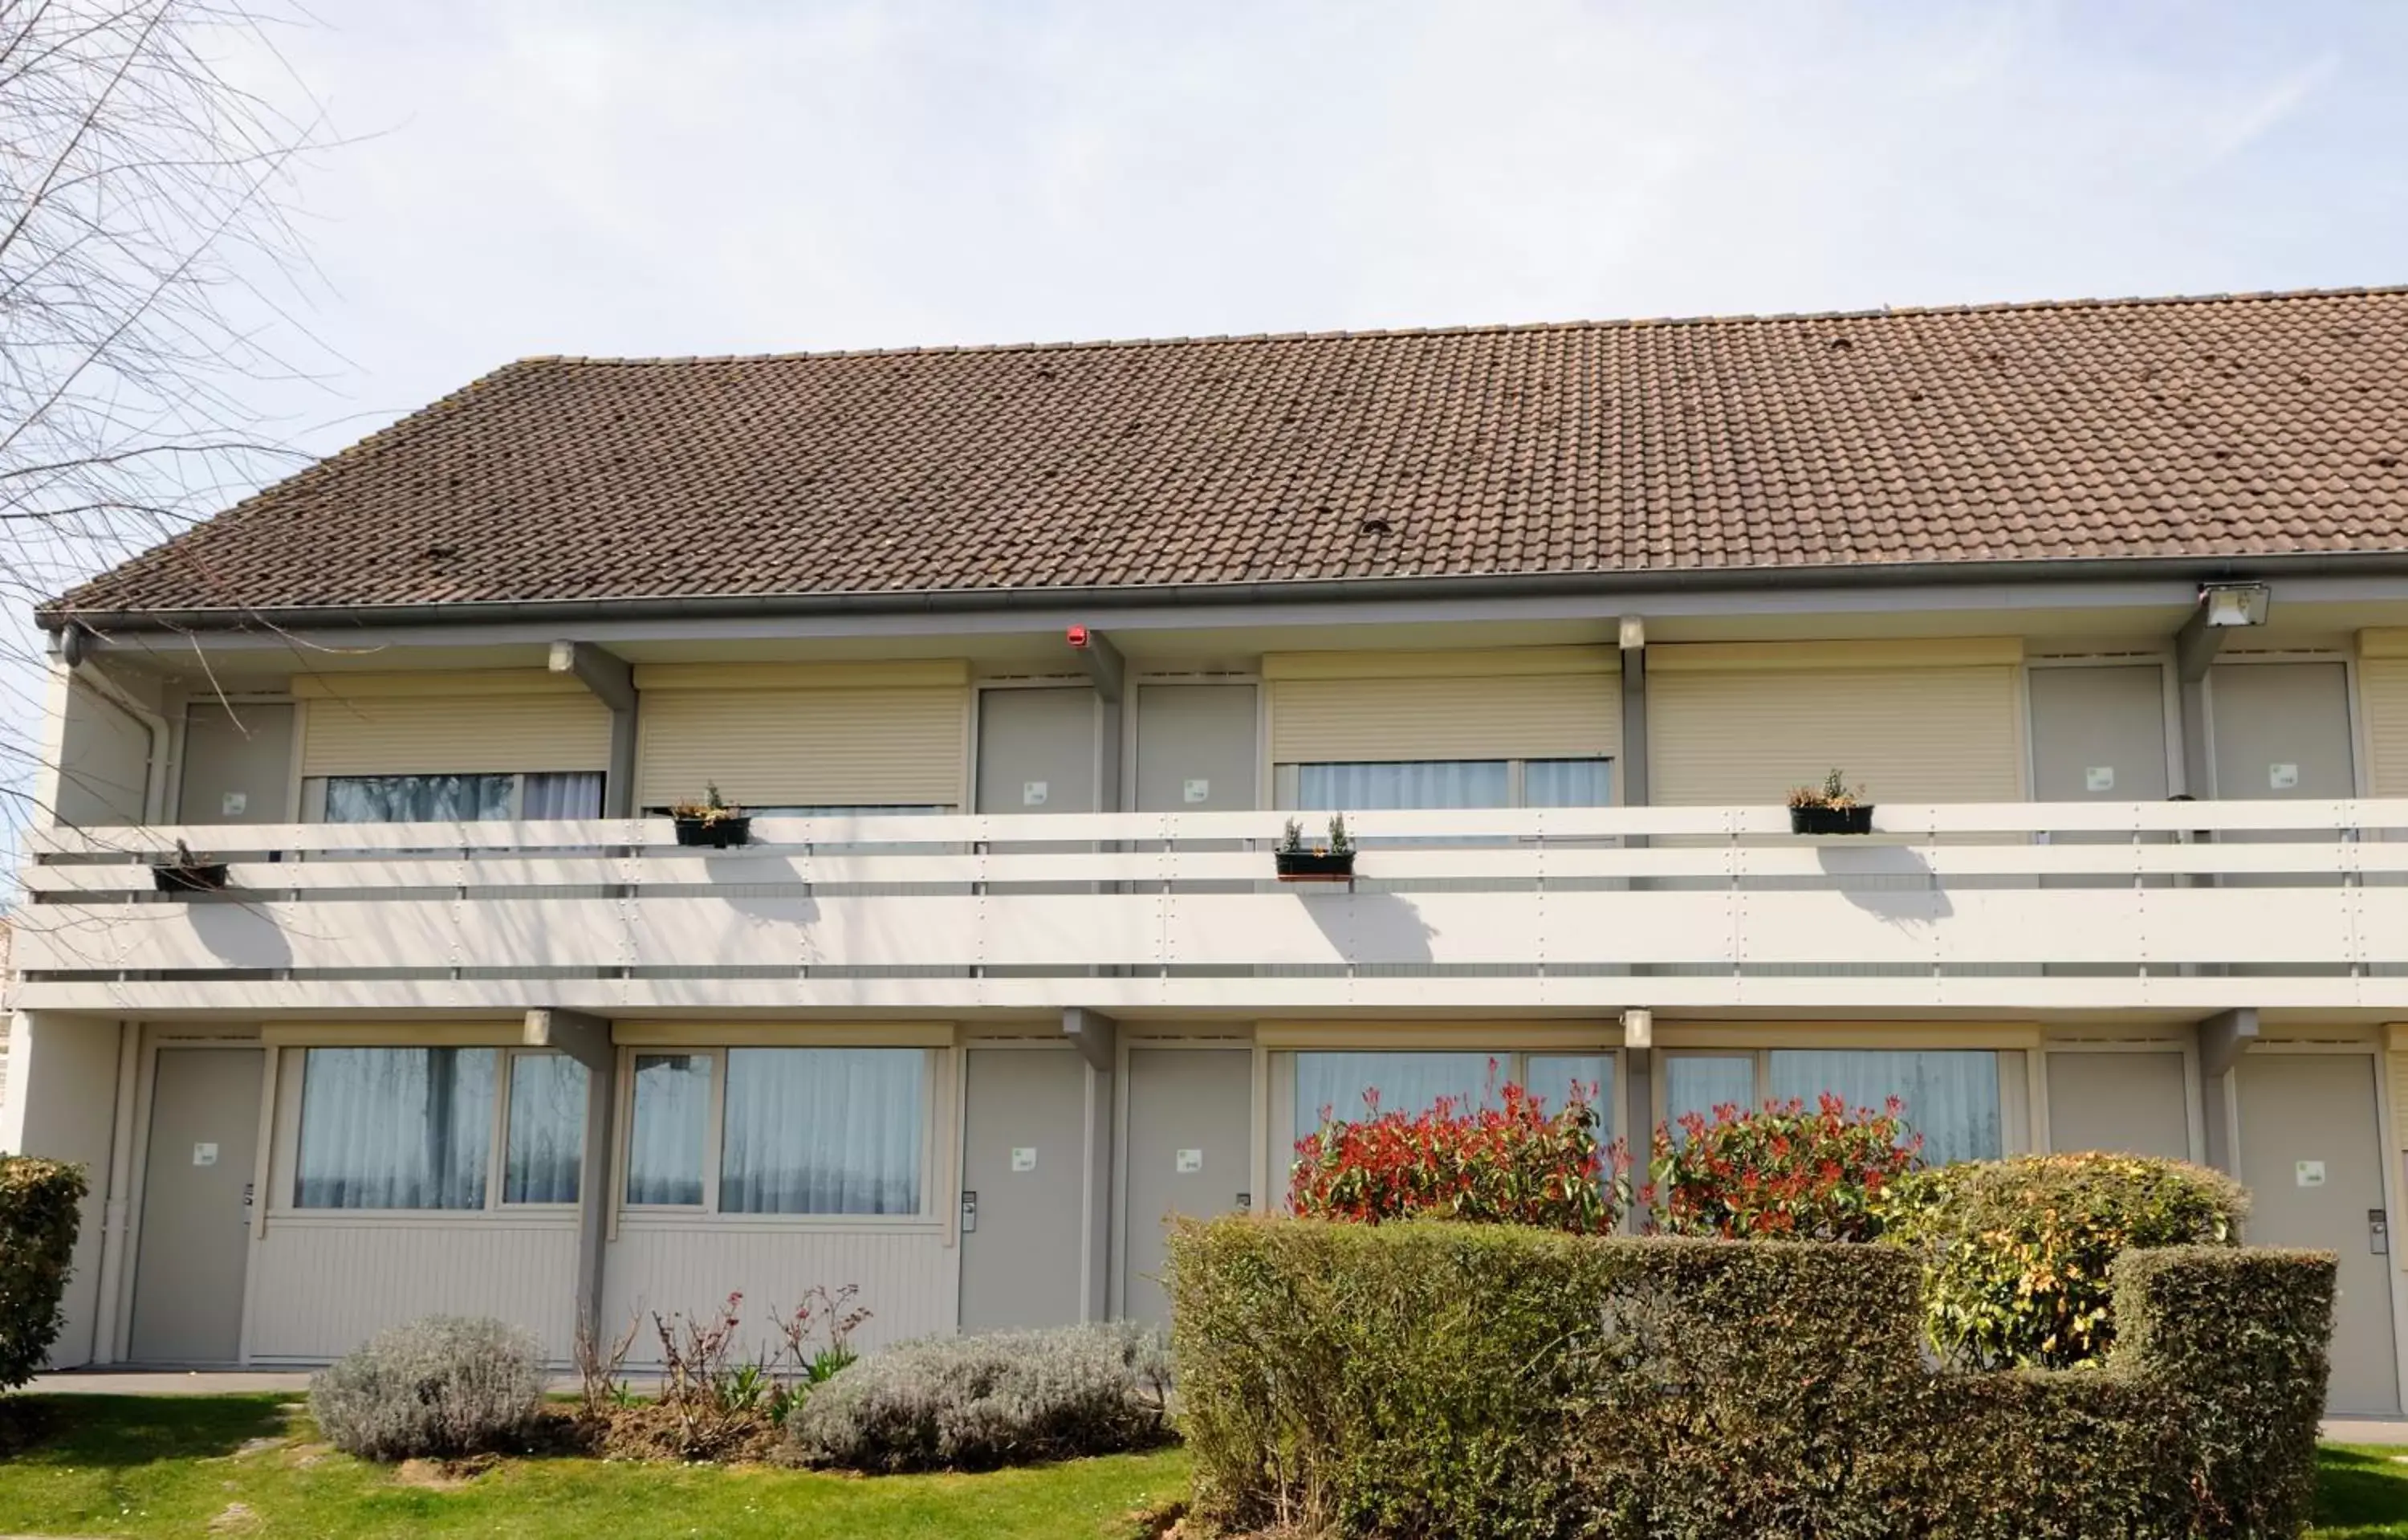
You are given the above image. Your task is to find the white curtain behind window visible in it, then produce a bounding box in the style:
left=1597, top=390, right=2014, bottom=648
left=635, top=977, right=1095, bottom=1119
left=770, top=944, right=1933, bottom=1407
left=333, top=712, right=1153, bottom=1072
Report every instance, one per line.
left=1293, top=761, right=1510, bottom=810
left=1523, top=759, right=1612, bottom=807
left=523, top=771, right=604, bottom=820
left=1525, top=1053, right=1614, bottom=1134
left=1767, top=1049, right=2002, bottom=1163
left=1664, top=1057, right=1757, bottom=1142
left=503, top=1054, right=588, bottom=1204
left=325, top=774, right=515, bottom=822
left=295, top=1048, right=495, bottom=1208
left=1294, top=1051, right=1499, bottom=1140
left=719, top=1049, right=924, bottom=1215
left=625, top=1053, right=711, bottom=1205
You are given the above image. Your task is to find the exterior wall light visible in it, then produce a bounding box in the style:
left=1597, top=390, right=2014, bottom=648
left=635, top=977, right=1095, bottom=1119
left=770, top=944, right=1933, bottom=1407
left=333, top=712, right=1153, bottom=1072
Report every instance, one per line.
left=1620, top=1008, right=1653, bottom=1049
left=2199, top=581, right=2271, bottom=629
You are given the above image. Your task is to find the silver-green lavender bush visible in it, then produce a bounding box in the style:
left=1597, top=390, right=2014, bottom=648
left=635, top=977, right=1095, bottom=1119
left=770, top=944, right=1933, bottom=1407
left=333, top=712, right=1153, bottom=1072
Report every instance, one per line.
left=309, top=1315, right=547, bottom=1461
left=785, top=1319, right=1171, bottom=1472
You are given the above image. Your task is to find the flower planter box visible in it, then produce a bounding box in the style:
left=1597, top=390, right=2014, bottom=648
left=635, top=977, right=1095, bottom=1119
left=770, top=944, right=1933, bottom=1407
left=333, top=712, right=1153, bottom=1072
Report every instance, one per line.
left=1275, top=850, right=1356, bottom=882
left=1789, top=805, right=1875, bottom=836
left=152, top=862, right=229, bottom=894
left=673, top=816, right=753, bottom=849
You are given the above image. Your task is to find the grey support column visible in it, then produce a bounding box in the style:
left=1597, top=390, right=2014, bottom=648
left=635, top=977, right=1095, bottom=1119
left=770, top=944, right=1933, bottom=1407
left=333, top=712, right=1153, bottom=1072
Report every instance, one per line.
left=1618, top=617, right=1649, bottom=813
left=548, top=641, right=637, bottom=817
left=1071, top=629, right=1127, bottom=813
left=2195, top=1008, right=2259, bottom=1176
left=526, top=1009, right=617, bottom=1338
left=1620, top=1008, right=1653, bottom=1232
left=2174, top=601, right=2226, bottom=800
left=1064, top=1008, right=1118, bottom=1322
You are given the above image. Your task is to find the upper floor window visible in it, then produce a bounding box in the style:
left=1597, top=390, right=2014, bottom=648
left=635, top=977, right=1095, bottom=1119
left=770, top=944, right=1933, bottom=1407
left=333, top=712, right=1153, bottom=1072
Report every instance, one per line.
left=310, top=770, right=604, bottom=822
left=1277, top=758, right=1611, bottom=811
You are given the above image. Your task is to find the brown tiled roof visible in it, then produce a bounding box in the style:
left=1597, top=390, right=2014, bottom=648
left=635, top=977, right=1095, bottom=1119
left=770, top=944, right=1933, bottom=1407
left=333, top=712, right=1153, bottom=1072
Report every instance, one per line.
left=48, top=287, right=2408, bottom=619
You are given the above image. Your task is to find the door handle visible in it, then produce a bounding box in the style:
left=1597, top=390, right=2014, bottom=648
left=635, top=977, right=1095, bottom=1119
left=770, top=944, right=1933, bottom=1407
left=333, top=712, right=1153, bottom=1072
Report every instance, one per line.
left=960, top=1189, right=978, bottom=1234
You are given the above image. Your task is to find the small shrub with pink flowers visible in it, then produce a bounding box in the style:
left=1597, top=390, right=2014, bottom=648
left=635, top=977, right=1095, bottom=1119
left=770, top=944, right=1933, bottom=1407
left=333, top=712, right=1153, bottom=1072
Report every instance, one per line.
left=1288, top=1078, right=1631, bottom=1233
left=1649, top=1094, right=1923, bottom=1241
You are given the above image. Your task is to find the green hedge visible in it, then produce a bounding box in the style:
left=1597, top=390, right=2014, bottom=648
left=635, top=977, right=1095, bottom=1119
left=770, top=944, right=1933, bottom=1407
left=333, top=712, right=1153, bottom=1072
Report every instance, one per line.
left=0, top=1157, right=88, bottom=1392
left=1883, top=1153, right=2248, bottom=1369
left=1168, top=1219, right=2333, bottom=1540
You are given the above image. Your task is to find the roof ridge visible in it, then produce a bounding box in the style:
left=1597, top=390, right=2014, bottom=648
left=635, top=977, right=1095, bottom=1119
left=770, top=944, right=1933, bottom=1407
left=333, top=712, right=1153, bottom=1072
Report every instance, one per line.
left=512, top=284, right=2408, bottom=369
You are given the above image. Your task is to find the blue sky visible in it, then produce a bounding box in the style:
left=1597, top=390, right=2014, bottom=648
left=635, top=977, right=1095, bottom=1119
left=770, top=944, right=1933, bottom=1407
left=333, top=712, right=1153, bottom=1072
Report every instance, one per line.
left=242, top=0, right=2402, bottom=456
left=5, top=0, right=2402, bottom=835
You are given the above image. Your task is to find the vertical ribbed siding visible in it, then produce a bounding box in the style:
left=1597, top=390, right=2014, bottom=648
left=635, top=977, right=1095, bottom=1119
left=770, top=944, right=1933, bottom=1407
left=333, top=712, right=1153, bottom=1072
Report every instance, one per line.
left=1268, top=674, right=1620, bottom=764
left=635, top=687, right=969, bottom=809
left=300, top=693, right=611, bottom=776
left=245, top=1220, right=580, bottom=1362
left=1649, top=666, right=2026, bottom=805
left=602, top=1223, right=958, bottom=1359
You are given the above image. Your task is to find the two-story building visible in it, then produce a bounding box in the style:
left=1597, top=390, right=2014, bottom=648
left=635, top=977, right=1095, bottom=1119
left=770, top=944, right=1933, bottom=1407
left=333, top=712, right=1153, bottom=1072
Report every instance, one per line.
left=12, top=287, right=2408, bottom=1412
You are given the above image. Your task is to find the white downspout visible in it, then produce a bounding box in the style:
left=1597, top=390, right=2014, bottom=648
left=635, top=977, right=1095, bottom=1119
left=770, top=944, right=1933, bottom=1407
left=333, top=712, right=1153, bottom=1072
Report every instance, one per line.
left=90, top=1021, right=139, bottom=1363
left=59, top=629, right=170, bottom=823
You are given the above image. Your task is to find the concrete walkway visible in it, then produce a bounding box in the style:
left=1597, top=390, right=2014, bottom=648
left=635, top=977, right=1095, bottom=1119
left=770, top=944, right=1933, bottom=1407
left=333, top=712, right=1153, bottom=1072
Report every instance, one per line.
left=2325, top=1417, right=2408, bottom=1446
left=25, top=1370, right=311, bottom=1395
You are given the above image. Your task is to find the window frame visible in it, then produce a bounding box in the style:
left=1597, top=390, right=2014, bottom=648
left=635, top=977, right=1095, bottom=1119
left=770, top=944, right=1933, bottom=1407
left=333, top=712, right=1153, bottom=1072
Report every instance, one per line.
left=302, top=771, right=605, bottom=823
left=1653, top=1046, right=2024, bottom=1161
left=282, top=1045, right=585, bottom=1216
left=1271, top=756, right=1614, bottom=811
left=1284, top=1048, right=1620, bottom=1145
left=613, top=1044, right=940, bottom=1224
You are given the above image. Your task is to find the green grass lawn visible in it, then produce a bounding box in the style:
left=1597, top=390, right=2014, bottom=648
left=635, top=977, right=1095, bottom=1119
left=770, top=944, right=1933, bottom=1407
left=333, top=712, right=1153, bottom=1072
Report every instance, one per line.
left=0, top=1395, right=2404, bottom=1538
left=0, top=1395, right=1188, bottom=1539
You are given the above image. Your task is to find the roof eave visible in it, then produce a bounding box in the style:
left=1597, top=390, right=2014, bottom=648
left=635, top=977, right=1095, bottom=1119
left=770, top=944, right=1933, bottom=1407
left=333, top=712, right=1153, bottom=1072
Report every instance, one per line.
left=37, top=548, right=2408, bottom=638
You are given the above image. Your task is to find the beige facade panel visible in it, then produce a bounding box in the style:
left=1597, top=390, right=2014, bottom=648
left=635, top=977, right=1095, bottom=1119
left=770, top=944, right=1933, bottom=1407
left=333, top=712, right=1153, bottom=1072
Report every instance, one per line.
left=635, top=686, right=968, bottom=809
left=1649, top=663, right=2026, bottom=805
left=1268, top=672, right=1620, bottom=764
left=245, top=1220, right=580, bottom=1362
left=299, top=691, right=610, bottom=777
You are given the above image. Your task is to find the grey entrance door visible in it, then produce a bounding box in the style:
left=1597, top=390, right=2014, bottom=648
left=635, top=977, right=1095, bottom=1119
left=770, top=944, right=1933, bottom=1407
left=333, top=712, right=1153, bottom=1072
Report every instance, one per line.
left=2028, top=666, right=2170, bottom=804
left=177, top=703, right=295, bottom=825
left=2236, top=1053, right=2400, bottom=1414
left=130, top=1048, right=263, bottom=1364
left=976, top=688, right=1099, bottom=815
left=1121, top=1047, right=1252, bottom=1326
left=2209, top=661, right=2355, bottom=801
left=1134, top=685, right=1257, bottom=813
left=958, top=1047, right=1088, bottom=1332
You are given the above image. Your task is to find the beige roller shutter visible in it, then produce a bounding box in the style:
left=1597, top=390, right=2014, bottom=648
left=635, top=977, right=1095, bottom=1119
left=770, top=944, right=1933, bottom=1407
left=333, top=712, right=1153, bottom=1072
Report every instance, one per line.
left=1267, top=648, right=1619, bottom=764
left=1649, top=640, right=2025, bottom=805
left=296, top=674, right=608, bottom=776
left=2357, top=649, right=2408, bottom=796
left=633, top=662, right=969, bottom=809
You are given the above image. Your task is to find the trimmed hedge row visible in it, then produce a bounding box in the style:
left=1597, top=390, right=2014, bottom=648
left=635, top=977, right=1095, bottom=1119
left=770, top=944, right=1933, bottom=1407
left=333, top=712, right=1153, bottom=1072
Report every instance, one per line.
left=1167, top=1219, right=2332, bottom=1540
left=0, top=1157, right=87, bottom=1392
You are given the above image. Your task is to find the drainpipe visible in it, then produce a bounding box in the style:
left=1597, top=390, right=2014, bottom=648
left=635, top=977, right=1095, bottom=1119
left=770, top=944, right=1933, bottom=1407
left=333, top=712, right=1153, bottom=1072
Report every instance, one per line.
left=91, top=1020, right=139, bottom=1363
left=59, top=627, right=170, bottom=823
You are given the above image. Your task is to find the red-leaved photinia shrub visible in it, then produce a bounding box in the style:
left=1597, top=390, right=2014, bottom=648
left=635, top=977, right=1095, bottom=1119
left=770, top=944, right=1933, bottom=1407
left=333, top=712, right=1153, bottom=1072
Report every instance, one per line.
left=1288, top=1079, right=1629, bottom=1233
left=1649, top=1094, right=1924, bottom=1241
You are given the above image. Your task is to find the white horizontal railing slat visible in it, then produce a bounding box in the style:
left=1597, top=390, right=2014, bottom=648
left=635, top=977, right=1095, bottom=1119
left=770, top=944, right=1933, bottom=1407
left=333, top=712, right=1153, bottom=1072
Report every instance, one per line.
left=19, top=799, right=2408, bottom=1012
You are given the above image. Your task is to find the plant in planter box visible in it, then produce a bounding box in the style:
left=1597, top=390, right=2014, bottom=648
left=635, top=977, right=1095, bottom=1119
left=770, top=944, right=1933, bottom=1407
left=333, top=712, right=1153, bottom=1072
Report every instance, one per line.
left=151, top=837, right=228, bottom=894
left=1787, top=768, right=1874, bottom=834
left=1275, top=813, right=1355, bottom=881
left=671, top=784, right=753, bottom=848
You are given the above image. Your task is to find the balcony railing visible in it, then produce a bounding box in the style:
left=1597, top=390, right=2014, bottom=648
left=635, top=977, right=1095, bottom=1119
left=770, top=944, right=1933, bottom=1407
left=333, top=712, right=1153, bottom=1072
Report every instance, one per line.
left=14, top=801, right=2408, bottom=1013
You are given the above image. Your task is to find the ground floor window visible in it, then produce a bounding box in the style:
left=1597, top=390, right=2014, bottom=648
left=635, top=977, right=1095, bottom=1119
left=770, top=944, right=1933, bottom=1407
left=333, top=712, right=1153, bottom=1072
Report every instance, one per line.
left=294, top=1046, right=587, bottom=1209
left=1292, top=1049, right=1613, bottom=1141
left=1662, top=1048, right=2003, bottom=1164
left=624, top=1046, right=930, bottom=1216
